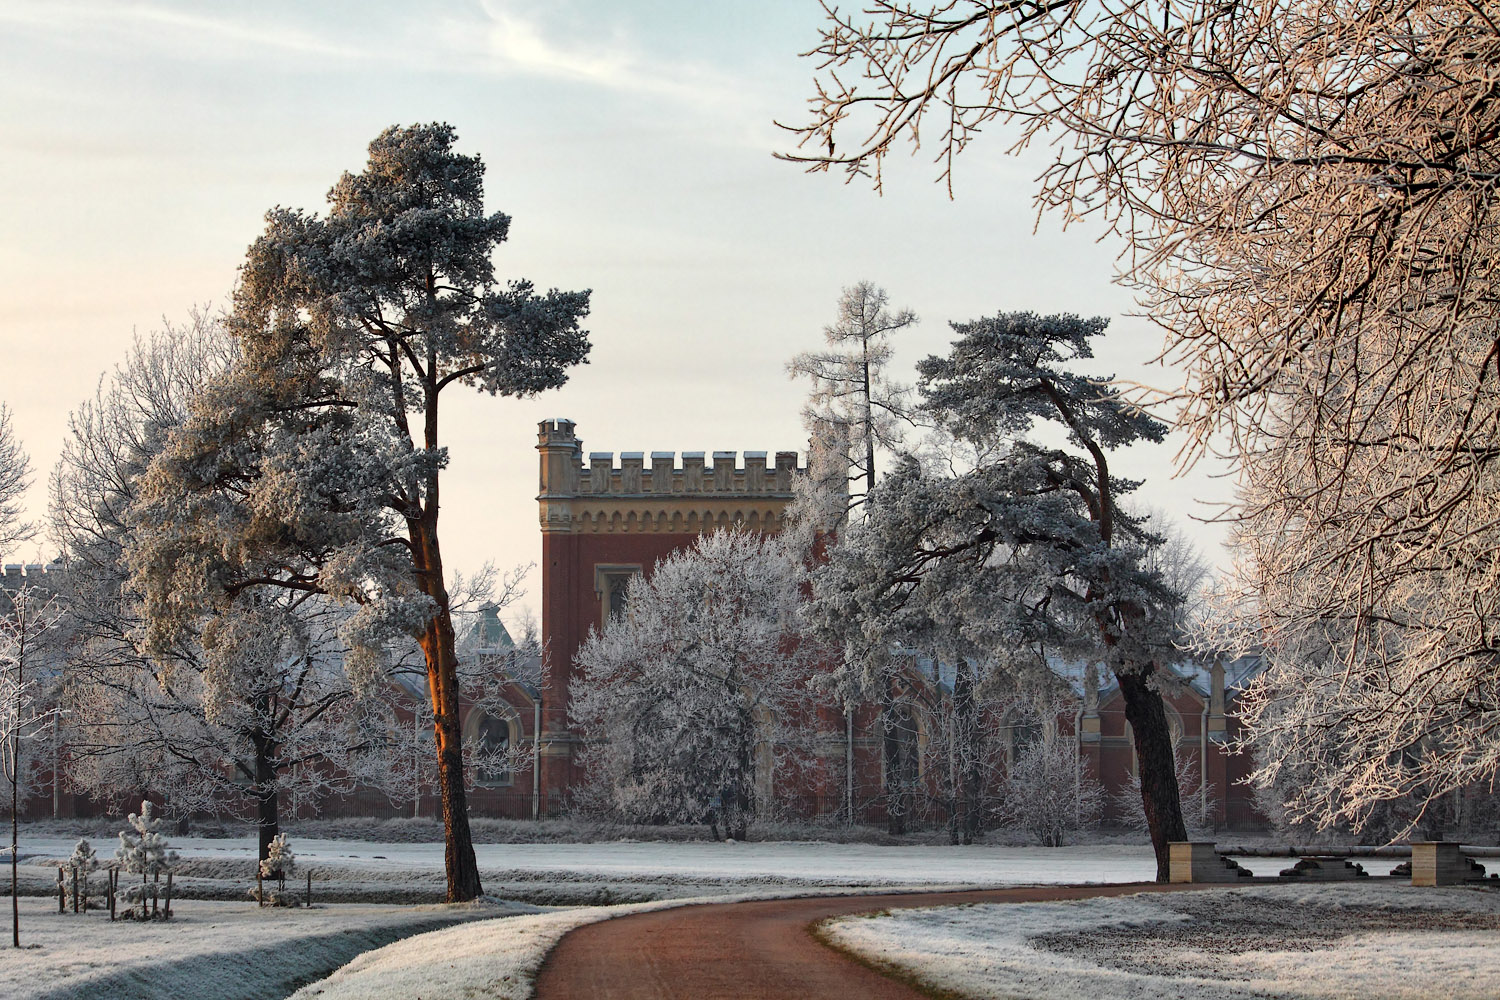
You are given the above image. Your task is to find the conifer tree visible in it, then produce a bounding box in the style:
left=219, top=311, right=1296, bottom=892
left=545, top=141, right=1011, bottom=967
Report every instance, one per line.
left=128, top=124, right=589, bottom=901
left=807, top=312, right=1187, bottom=878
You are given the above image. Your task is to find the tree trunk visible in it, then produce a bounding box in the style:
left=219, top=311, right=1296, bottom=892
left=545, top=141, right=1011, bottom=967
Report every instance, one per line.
left=251, top=719, right=279, bottom=868
left=11, top=731, right=18, bottom=948
left=1116, top=668, right=1188, bottom=881
left=881, top=682, right=906, bottom=836
left=412, top=519, right=483, bottom=902
left=954, top=667, right=983, bottom=845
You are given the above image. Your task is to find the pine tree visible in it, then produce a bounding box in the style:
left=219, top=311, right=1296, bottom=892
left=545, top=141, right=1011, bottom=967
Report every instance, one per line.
left=126, top=124, right=590, bottom=901
left=115, top=801, right=179, bottom=919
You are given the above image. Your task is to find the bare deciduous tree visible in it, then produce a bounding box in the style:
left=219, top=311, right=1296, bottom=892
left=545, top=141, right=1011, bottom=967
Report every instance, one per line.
left=2, top=585, right=63, bottom=948
left=0, top=405, right=34, bottom=554
left=789, top=281, right=916, bottom=517
left=782, top=1, right=1500, bottom=831
left=570, top=532, right=817, bottom=841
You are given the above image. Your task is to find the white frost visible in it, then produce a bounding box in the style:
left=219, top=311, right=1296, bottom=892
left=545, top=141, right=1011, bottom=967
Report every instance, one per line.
left=823, top=883, right=1500, bottom=1000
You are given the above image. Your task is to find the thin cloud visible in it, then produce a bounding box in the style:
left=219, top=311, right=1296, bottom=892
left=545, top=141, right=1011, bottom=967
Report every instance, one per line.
left=0, top=1, right=366, bottom=62
left=465, top=0, right=742, bottom=109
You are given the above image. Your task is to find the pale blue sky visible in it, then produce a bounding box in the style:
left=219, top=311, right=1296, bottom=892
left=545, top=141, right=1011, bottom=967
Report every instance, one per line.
left=0, top=0, right=1233, bottom=621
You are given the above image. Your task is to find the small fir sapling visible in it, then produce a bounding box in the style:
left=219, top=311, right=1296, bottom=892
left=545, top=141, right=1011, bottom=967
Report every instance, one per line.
left=67, top=838, right=98, bottom=912
left=114, top=800, right=179, bottom=919
left=253, top=833, right=300, bottom=906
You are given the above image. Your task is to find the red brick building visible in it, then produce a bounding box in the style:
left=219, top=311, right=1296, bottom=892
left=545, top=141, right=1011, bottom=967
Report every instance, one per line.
left=519, top=419, right=1267, bottom=830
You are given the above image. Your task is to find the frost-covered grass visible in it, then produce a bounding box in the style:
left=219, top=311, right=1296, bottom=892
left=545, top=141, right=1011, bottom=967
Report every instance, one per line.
left=291, top=885, right=939, bottom=1000
left=0, top=895, right=528, bottom=1000
left=290, top=896, right=692, bottom=1000
left=7, top=835, right=1159, bottom=904
left=821, top=883, right=1500, bottom=999
left=15, top=814, right=1181, bottom=846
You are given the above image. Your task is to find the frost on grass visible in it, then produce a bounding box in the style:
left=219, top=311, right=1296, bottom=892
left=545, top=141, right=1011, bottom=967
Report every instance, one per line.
left=0, top=896, right=521, bottom=1000
left=292, top=886, right=945, bottom=1000
left=288, top=900, right=677, bottom=1000
left=823, top=884, right=1500, bottom=1000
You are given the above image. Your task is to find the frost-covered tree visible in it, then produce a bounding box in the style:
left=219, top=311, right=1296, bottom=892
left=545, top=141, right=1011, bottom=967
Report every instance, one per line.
left=255, top=832, right=299, bottom=905
left=0, top=404, right=34, bottom=554
left=2, top=584, right=63, bottom=947
left=781, top=2, right=1500, bottom=833
left=259, top=832, right=296, bottom=882
left=571, top=532, right=816, bottom=840
left=788, top=283, right=918, bottom=830
left=66, top=838, right=98, bottom=912
left=54, top=318, right=405, bottom=864
left=1002, top=724, right=1103, bottom=847
left=914, top=658, right=1007, bottom=843
left=806, top=312, right=1186, bottom=878
left=1110, top=754, right=1215, bottom=838
left=115, top=799, right=179, bottom=919
left=1137, top=510, right=1211, bottom=645
left=126, top=124, right=589, bottom=901
left=789, top=281, right=916, bottom=517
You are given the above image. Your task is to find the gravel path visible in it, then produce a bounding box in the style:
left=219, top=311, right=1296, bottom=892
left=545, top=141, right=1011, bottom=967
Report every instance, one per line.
left=532, top=882, right=1207, bottom=999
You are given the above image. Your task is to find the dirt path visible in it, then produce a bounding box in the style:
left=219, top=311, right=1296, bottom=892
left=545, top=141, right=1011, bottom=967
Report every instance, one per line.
left=533, top=882, right=1204, bottom=999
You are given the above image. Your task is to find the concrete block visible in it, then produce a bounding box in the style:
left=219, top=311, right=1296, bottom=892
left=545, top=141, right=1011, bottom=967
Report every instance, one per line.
left=1169, top=842, right=1252, bottom=883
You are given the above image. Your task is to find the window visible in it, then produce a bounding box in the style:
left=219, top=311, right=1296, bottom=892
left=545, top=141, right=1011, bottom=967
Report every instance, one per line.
left=607, top=574, right=631, bottom=621
left=1011, top=720, right=1044, bottom=761
left=593, top=564, right=642, bottom=627
left=469, top=712, right=517, bottom=787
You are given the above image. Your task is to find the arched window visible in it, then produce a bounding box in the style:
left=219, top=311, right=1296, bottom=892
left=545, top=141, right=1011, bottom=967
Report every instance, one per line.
left=884, top=705, right=923, bottom=785
left=466, top=711, right=519, bottom=787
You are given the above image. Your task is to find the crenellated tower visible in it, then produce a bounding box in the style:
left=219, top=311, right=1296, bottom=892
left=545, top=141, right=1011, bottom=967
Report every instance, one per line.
left=534, top=418, right=807, bottom=810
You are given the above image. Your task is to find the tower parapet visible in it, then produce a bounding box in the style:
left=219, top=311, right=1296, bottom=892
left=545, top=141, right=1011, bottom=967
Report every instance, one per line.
left=536, top=419, right=807, bottom=535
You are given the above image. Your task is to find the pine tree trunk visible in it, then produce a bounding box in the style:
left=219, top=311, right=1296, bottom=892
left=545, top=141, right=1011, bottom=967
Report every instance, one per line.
left=412, top=518, right=483, bottom=902
left=881, top=682, right=906, bottom=835
left=1116, top=668, right=1188, bottom=881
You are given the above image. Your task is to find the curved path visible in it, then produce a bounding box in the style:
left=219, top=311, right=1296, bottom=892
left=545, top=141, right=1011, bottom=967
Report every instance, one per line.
left=534, top=882, right=1205, bottom=999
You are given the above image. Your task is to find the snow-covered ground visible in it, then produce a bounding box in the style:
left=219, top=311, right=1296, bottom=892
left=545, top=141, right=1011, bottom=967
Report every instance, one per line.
left=291, top=895, right=711, bottom=1000
left=0, top=838, right=1158, bottom=999
left=11, top=836, right=1160, bottom=904
left=822, top=883, right=1500, bottom=999
left=1, top=896, right=528, bottom=1000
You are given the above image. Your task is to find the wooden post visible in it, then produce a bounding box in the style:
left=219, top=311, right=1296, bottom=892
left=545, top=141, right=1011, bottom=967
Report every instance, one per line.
left=72, top=865, right=79, bottom=913
left=151, top=872, right=159, bottom=918
left=306, top=870, right=311, bottom=908
left=108, top=867, right=116, bottom=921
left=164, top=872, right=173, bottom=919
left=56, top=866, right=64, bottom=913
left=256, top=866, right=263, bottom=907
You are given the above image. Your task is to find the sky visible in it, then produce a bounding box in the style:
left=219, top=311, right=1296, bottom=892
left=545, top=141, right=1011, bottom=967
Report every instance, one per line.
left=0, top=0, right=1235, bottom=625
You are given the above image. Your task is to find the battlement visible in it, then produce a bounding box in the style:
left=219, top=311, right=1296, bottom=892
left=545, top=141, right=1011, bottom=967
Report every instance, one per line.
left=538, top=420, right=803, bottom=499
left=2, top=561, right=61, bottom=582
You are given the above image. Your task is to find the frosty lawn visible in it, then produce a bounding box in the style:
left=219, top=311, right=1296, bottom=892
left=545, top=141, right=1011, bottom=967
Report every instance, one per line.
left=1, top=896, right=525, bottom=1000
left=11, top=835, right=1160, bottom=904
left=288, top=896, right=705, bottom=1000
left=821, top=883, right=1500, bottom=1000
left=2, top=839, right=1158, bottom=999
